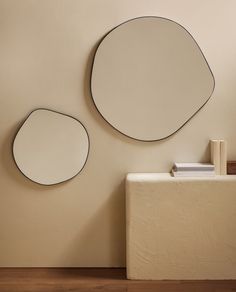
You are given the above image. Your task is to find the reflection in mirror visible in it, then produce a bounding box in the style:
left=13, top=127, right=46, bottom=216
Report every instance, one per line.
left=91, top=17, right=215, bottom=141
left=13, top=109, right=89, bottom=185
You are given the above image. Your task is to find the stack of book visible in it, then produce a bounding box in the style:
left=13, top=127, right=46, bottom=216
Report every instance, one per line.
left=171, top=163, right=215, bottom=177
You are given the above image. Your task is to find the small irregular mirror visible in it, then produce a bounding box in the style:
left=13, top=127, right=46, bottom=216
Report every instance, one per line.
left=91, top=17, right=215, bottom=141
left=13, top=109, right=89, bottom=185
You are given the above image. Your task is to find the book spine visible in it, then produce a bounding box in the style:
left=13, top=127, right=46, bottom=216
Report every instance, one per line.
left=210, top=140, right=221, bottom=175
left=227, top=161, right=236, bottom=174
left=172, top=171, right=215, bottom=177
left=220, top=140, right=227, bottom=175
left=174, top=167, right=214, bottom=171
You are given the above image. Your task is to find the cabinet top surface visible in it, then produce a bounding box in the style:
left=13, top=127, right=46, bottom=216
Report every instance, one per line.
left=126, top=173, right=236, bottom=182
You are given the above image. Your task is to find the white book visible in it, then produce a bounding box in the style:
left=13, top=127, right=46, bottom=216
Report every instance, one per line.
left=220, top=140, right=227, bottom=175
left=172, top=170, right=215, bottom=177
left=210, top=140, right=221, bottom=175
left=173, top=163, right=214, bottom=172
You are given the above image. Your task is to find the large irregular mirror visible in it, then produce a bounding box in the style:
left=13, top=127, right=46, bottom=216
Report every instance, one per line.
left=91, top=17, right=215, bottom=141
left=13, top=109, right=89, bottom=185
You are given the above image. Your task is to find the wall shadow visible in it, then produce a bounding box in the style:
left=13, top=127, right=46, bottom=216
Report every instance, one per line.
left=60, top=179, right=126, bottom=269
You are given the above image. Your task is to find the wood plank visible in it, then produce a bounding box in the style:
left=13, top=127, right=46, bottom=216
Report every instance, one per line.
left=0, top=268, right=236, bottom=292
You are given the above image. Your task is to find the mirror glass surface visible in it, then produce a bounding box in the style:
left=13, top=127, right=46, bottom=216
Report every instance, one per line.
left=91, top=17, right=215, bottom=141
left=13, top=109, right=89, bottom=185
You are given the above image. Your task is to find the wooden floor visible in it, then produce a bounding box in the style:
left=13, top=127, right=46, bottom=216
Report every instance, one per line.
left=0, top=268, right=236, bottom=292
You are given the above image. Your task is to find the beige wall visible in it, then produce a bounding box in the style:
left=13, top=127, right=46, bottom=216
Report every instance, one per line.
left=0, top=0, right=236, bottom=267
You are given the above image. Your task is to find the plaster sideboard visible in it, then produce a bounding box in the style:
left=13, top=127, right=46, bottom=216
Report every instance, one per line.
left=126, top=173, right=236, bottom=280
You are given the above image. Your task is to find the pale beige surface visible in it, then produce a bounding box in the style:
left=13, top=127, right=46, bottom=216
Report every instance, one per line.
left=0, top=0, right=236, bottom=267
left=13, top=109, right=89, bottom=185
left=91, top=17, right=214, bottom=141
left=126, top=173, right=236, bottom=279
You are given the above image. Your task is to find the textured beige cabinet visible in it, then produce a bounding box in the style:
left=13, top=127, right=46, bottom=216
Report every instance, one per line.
left=126, top=173, right=236, bottom=280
